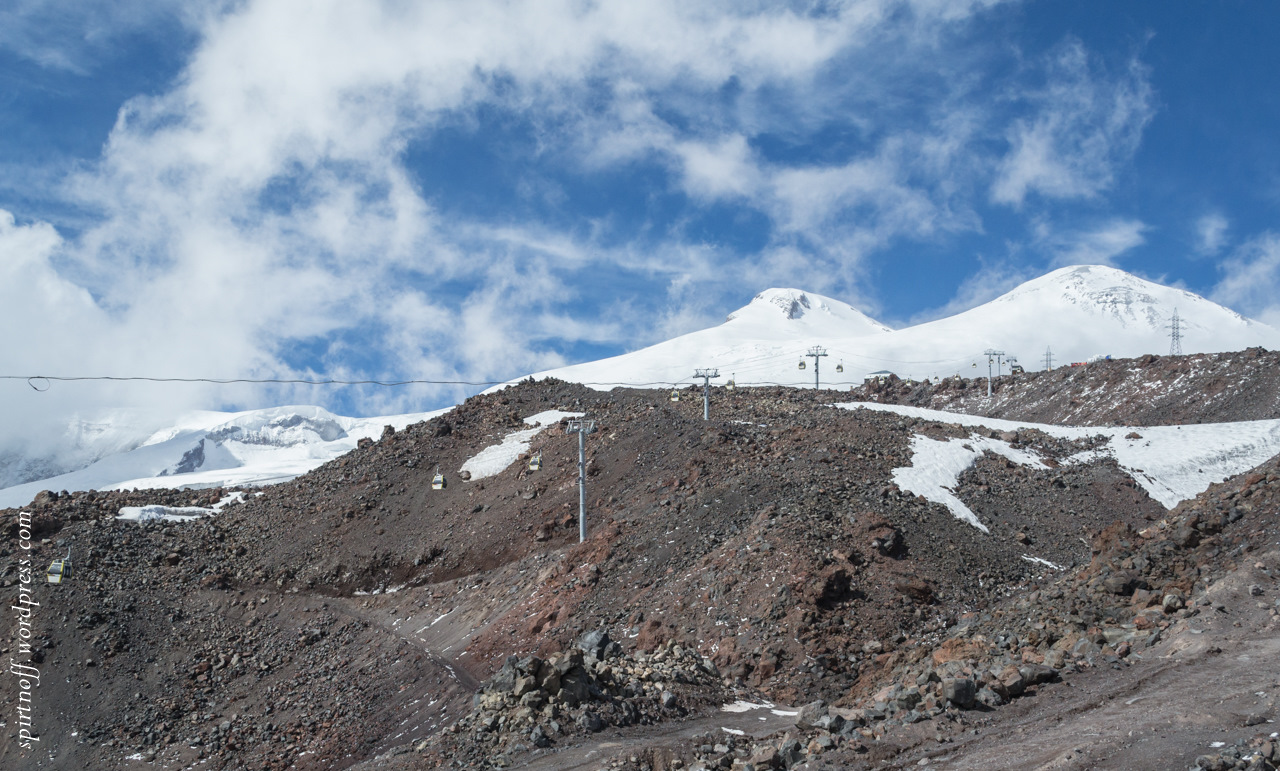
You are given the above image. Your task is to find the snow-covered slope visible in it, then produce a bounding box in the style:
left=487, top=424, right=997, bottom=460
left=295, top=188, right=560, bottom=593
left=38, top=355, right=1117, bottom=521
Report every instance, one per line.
left=514, top=287, right=892, bottom=389
left=0, top=408, right=186, bottom=489
left=885, top=265, right=1277, bottom=377
left=0, top=405, right=447, bottom=509
left=522, top=266, right=1280, bottom=390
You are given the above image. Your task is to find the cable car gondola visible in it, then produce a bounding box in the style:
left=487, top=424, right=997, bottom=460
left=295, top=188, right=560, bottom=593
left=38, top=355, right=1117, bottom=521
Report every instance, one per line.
left=836, top=361, right=844, bottom=373
left=798, top=360, right=806, bottom=370
left=528, top=454, right=542, bottom=471
left=726, top=374, right=736, bottom=390
left=47, top=550, right=71, bottom=584
left=431, top=467, right=446, bottom=490
left=669, top=389, right=680, bottom=402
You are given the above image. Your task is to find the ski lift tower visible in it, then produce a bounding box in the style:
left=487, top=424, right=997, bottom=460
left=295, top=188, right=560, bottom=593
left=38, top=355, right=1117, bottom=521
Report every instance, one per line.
left=983, top=349, right=1005, bottom=396
left=693, top=368, right=719, bottom=420
left=803, top=346, right=828, bottom=389
left=566, top=419, right=597, bottom=543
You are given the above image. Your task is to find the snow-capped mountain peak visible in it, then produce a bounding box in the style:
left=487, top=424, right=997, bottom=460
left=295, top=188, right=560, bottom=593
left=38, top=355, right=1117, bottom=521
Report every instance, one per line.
left=522, top=264, right=1280, bottom=390
left=993, top=265, right=1249, bottom=332
left=726, top=287, right=893, bottom=334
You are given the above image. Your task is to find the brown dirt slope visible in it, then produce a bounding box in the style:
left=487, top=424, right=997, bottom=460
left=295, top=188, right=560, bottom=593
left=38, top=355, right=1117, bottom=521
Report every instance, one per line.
left=0, top=375, right=1272, bottom=770
left=853, top=347, right=1280, bottom=426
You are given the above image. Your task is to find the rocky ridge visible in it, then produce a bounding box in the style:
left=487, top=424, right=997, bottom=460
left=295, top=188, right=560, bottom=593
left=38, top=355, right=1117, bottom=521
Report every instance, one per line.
left=853, top=348, right=1280, bottom=426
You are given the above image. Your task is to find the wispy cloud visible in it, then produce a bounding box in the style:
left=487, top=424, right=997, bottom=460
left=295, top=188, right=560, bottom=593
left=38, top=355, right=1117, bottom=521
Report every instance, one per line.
left=0, top=0, right=210, bottom=73
left=1212, top=232, right=1280, bottom=326
left=1, top=0, right=1175, bottom=468
left=1039, top=217, right=1149, bottom=267
left=991, top=38, right=1155, bottom=207
left=1195, top=212, right=1229, bottom=256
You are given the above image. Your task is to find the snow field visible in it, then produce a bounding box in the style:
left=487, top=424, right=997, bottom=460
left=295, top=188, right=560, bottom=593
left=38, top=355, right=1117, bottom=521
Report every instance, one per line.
left=840, top=402, right=1280, bottom=532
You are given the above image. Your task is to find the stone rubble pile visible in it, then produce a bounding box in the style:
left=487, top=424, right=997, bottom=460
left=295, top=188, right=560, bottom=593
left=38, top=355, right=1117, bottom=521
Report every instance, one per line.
left=414, top=631, right=732, bottom=768
left=1193, top=734, right=1280, bottom=771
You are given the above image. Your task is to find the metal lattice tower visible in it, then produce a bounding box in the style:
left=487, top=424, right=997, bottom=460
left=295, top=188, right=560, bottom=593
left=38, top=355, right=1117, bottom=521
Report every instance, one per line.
left=566, top=419, right=597, bottom=543
left=1169, top=309, right=1184, bottom=356
left=983, top=349, right=1005, bottom=396
left=693, top=368, right=719, bottom=420
left=1043, top=346, right=1054, bottom=371
left=804, top=346, right=828, bottom=389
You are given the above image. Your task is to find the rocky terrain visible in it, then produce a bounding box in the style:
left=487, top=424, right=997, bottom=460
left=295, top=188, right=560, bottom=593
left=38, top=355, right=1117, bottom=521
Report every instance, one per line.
left=2, top=351, right=1280, bottom=770
left=852, top=347, right=1280, bottom=426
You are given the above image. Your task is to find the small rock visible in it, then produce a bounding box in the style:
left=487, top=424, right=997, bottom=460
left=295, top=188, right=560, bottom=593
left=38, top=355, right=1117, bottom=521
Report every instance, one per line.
left=795, top=700, right=826, bottom=729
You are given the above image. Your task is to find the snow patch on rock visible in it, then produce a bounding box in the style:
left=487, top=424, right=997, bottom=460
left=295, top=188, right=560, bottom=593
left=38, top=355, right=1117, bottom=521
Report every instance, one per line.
left=459, top=410, right=584, bottom=481
left=890, top=434, right=1048, bottom=532
left=117, top=492, right=246, bottom=523
left=841, top=401, right=1280, bottom=529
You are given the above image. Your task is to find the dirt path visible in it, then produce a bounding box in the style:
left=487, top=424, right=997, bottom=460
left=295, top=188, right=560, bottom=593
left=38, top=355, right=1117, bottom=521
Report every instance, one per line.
left=885, top=558, right=1280, bottom=770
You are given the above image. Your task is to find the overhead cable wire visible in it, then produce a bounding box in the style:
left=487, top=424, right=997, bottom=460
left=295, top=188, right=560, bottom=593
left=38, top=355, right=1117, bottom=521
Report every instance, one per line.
left=4, top=375, right=507, bottom=392
left=5, top=346, right=989, bottom=393
left=6, top=374, right=711, bottom=391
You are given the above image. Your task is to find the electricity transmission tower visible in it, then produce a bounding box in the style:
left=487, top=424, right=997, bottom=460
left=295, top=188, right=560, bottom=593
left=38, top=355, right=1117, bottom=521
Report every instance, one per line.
left=566, top=419, right=597, bottom=543
left=803, top=346, right=828, bottom=389
left=1043, top=346, right=1054, bottom=371
left=983, top=349, right=1005, bottom=396
left=1169, top=309, right=1184, bottom=356
left=693, top=368, right=719, bottom=420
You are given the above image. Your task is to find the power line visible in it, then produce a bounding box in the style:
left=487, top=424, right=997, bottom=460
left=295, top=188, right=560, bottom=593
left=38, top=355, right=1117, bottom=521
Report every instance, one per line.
left=3, top=341, right=999, bottom=394
left=6, top=347, right=993, bottom=393
left=5, top=375, right=506, bottom=391
left=5, top=374, right=872, bottom=392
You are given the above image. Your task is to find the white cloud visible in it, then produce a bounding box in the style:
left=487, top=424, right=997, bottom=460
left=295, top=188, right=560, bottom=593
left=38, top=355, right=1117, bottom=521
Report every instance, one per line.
left=1040, top=218, right=1148, bottom=268
left=43, top=0, right=997, bottom=384
left=675, top=135, right=761, bottom=201
left=9, top=0, right=1169, bottom=474
left=992, top=39, right=1155, bottom=207
left=1212, top=233, right=1280, bottom=326
left=1195, top=212, right=1229, bottom=256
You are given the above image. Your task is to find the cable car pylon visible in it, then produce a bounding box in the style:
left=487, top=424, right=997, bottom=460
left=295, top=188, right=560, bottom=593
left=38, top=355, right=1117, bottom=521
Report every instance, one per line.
left=803, top=346, right=828, bottom=389
left=693, top=368, right=719, bottom=420
left=565, top=419, right=597, bottom=542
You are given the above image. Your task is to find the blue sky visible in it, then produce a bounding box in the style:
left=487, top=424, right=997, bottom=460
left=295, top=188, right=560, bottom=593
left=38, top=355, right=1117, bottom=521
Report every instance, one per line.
left=1, top=0, right=1279, bottom=442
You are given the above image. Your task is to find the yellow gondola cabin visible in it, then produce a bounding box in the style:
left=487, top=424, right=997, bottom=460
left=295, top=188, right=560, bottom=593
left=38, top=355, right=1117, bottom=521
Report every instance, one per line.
left=47, top=551, right=71, bottom=584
